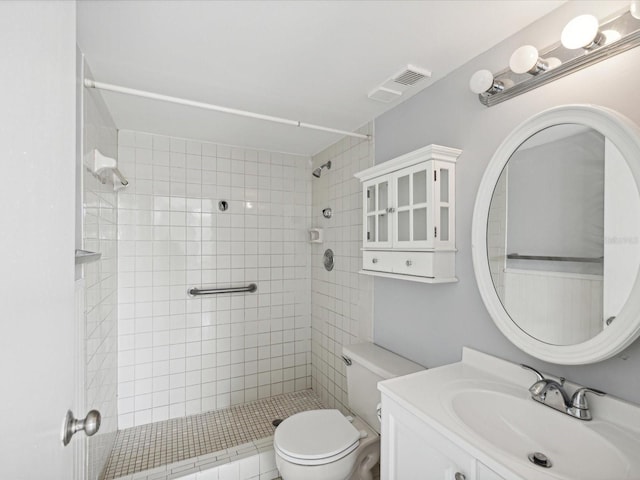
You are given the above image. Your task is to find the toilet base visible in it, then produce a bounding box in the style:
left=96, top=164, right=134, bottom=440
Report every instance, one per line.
left=275, top=415, right=380, bottom=480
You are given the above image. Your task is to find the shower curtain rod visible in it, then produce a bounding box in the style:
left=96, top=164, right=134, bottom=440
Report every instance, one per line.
left=84, top=79, right=371, bottom=140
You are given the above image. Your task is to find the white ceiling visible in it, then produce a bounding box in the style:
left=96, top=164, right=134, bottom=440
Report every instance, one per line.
left=77, top=0, right=565, bottom=156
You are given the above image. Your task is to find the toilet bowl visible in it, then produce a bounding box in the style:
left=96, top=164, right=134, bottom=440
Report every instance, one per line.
left=273, top=342, right=424, bottom=480
left=274, top=410, right=379, bottom=480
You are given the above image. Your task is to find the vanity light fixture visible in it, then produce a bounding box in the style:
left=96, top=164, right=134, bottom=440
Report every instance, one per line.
left=471, top=5, right=640, bottom=107
left=509, top=45, right=561, bottom=75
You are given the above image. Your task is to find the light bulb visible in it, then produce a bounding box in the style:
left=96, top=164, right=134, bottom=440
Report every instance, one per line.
left=602, top=29, right=622, bottom=44
left=631, top=1, right=640, bottom=20
left=470, top=70, right=497, bottom=94
left=510, top=46, right=539, bottom=74
left=561, top=14, right=604, bottom=50
left=509, top=46, right=559, bottom=75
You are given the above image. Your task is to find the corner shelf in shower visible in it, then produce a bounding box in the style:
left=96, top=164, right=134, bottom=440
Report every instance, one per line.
left=75, top=249, right=101, bottom=265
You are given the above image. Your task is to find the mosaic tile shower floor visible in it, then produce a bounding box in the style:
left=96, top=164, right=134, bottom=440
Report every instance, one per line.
left=103, top=390, right=326, bottom=479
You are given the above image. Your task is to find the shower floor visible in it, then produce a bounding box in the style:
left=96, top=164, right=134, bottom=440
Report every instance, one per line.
left=102, top=389, right=326, bottom=480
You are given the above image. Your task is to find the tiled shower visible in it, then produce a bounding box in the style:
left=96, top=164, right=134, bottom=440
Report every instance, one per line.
left=114, top=130, right=312, bottom=428
left=80, top=62, right=375, bottom=479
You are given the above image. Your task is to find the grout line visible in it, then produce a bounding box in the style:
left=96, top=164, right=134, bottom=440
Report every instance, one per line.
left=103, top=389, right=325, bottom=480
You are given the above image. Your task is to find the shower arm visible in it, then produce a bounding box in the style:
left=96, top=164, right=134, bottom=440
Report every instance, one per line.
left=84, top=79, right=371, bottom=141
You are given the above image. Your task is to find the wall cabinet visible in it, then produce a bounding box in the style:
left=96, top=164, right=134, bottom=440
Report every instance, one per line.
left=381, top=393, right=506, bottom=480
left=355, top=144, right=461, bottom=283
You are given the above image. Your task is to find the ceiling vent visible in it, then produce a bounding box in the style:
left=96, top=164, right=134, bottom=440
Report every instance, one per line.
left=392, top=67, right=430, bottom=86
left=369, top=64, right=432, bottom=103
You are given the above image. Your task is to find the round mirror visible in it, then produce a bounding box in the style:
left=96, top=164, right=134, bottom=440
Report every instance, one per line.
left=473, top=105, right=640, bottom=364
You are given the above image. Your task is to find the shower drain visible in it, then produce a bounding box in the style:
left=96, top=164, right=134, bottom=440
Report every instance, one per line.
left=528, top=451, right=552, bottom=468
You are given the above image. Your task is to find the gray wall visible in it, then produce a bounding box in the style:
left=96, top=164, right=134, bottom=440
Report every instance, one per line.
left=373, top=0, right=640, bottom=404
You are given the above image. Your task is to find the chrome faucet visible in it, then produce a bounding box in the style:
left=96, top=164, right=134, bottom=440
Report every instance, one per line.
left=521, top=364, right=605, bottom=421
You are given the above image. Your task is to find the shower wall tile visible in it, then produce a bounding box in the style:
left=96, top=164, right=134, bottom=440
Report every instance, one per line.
left=310, top=124, right=375, bottom=412
left=117, top=131, right=312, bottom=428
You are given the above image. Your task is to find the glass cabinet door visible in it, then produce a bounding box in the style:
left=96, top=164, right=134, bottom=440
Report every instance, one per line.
left=393, top=163, right=434, bottom=248
left=363, top=177, right=392, bottom=248
left=433, top=161, right=455, bottom=249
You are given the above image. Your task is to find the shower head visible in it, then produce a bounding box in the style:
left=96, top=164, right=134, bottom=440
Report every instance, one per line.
left=312, top=160, right=331, bottom=178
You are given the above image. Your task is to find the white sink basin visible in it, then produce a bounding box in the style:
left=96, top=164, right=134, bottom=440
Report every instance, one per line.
left=378, top=348, right=640, bottom=480
left=448, top=386, right=635, bottom=480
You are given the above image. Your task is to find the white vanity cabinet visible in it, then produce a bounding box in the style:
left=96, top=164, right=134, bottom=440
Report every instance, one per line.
left=381, top=393, right=506, bottom=480
left=355, top=144, right=461, bottom=283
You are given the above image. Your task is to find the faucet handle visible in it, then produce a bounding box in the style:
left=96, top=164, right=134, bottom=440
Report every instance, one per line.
left=521, top=364, right=548, bottom=396
left=570, top=387, right=605, bottom=409
left=521, top=364, right=544, bottom=381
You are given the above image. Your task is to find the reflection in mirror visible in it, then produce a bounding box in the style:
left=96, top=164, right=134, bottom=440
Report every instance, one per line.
left=487, top=124, right=640, bottom=346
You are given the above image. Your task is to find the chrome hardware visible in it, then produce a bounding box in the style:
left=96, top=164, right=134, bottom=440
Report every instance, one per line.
left=218, top=200, right=229, bottom=212
left=386, top=207, right=396, bottom=213
left=322, top=207, right=332, bottom=219
left=189, top=284, right=257, bottom=296
left=521, top=364, right=544, bottom=382
left=522, top=364, right=604, bottom=421
left=62, top=409, right=101, bottom=446
left=341, top=355, right=352, bottom=366
left=606, top=316, right=616, bottom=326
left=324, top=249, right=335, bottom=271
left=568, top=387, right=605, bottom=420
left=312, top=160, right=332, bottom=178
left=405, top=260, right=412, bottom=267
left=372, top=258, right=378, bottom=264
left=530, top=378, right=571, bottom=412
left=507, top=253, right=603, bottom=263
left=454, top=472, right=466, bottom=480
left=528, top=452, right=552, bottom=468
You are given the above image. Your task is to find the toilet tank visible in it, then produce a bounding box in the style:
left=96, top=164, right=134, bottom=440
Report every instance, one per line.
left=343, top=342, right=424, bottom=432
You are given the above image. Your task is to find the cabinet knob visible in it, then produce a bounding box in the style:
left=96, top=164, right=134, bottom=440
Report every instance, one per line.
left=406, top=260, right=412, bottom=267
left=454, top=473, right=466, bottom=480
left=372, top=258, right=378, bottom=264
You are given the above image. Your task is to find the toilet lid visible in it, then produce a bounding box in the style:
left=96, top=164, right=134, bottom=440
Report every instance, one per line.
left=274, top=409, right=360, bottom=462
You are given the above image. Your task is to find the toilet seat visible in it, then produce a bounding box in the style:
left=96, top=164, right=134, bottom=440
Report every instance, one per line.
left=274, top=409, right=360, bottom=466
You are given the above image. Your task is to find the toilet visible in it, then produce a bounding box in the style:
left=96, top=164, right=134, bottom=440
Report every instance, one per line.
left=274, top=342, right=424, bottom=480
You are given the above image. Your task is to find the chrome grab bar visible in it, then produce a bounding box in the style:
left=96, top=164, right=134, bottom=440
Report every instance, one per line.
left=507, top=253, right=603, bottom=263
left=188, top=283, right=257, bottom=296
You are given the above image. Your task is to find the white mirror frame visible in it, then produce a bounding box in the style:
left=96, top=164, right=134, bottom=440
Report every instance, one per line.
left=472, top=104, right=640, bottom=364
